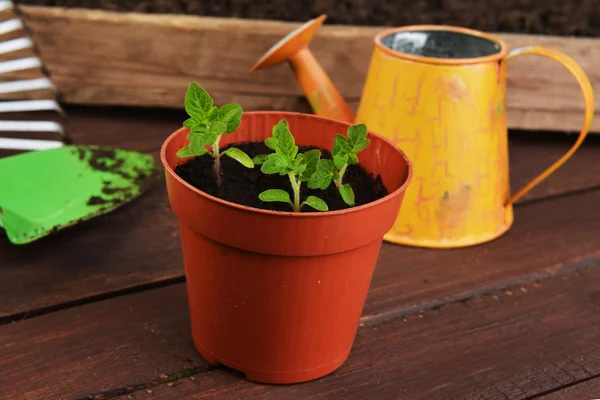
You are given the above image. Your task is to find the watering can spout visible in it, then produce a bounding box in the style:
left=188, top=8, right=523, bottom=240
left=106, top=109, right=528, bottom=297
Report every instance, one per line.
left=250, top=15, right=355, bottom=123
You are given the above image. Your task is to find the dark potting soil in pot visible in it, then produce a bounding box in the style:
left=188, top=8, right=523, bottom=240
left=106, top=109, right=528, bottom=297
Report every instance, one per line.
left=174, top=142, right=388, bottom=212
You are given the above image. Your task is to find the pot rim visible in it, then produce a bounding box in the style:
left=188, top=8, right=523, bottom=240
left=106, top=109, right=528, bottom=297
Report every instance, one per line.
left=374, top=24, right=509, bottom=65
left=161, top=111, right=413, bottom=218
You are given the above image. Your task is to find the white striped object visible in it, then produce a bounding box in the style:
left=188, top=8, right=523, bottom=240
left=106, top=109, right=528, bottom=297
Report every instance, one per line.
left=0, top=37, right=34, bottom=55
left=0, top=3, right=69, bottom=153
left=0, top=57, right=42, bottom=73
left=0, top=78, right=56, bottom=94
left=0, top=137, right=63, bottom=151
left=0, top=1, right=13, bottom=12
left=0, top=19, right=23, bottom=35
left=0, top=120, right=65, bottom=136
left=0, top=99, right=64, bottom=114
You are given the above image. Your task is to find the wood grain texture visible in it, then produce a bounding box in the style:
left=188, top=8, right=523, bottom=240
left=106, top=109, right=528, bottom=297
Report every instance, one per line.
left=15, top=5, right=600, bottom=132
left=0, top=107, right=185, bottom=319
left=538, top=379, right=600, bottom=399
left=1, top=107, right=600, bottom=322
left=0, top=285, right=210, bottom=400
left=2, top=189, right=600, bottom=399
left=113, top=265, right=600, bottom=400
left=362, top=186, right=600, bottom=322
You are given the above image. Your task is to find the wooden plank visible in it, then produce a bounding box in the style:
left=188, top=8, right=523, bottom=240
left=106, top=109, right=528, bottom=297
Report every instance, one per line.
left=63, top=105, right=186, bottom=152
left=0, top=107, right=184, bottom=319
left=363, top=185, right=600, bottom=322
left=0, top=285, right=210, bottom=400
left=0, top=180, right=183, bottom=319
left=538, top=379, right=600, bottom=399
left=1, top=108, right=600, bottom=321
left=15, top=5, right=600, bottom=133
left=2, top=189, right=600, bottom=399
left=113, top=264, right=600, bottom=400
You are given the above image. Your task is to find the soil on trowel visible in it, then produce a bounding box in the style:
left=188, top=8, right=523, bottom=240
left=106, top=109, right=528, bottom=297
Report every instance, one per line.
left=69, top=147, right=161, bottom=208
left=174, top=142, right=389, bottom=212
left=19, top=0, right=600, bottom=37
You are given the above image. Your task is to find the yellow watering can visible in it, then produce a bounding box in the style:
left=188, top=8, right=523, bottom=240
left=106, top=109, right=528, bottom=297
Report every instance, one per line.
left=251, top=15, right=595, bottom=248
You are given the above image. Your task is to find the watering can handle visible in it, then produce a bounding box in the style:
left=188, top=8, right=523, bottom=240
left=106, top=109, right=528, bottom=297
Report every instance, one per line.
left=505, top=46, right=595, bottom=206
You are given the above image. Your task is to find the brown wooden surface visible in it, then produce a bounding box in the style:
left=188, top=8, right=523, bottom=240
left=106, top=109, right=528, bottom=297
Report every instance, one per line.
left=2, top=107, right=600, bottom=399
left=1, top=188, right=600, bottom=399
left=0, top=107, right=185, bottom=320
left=1, top=107, right=600, bottom=322
left=112, top=266, right=600, bottom=400
left=0, top=285, right=207, bottom=400
left=11, top=5, right=600, bottom=133
left=538, top=379, right=600, bottom=399
left=364, top=188, right=600, bottom=323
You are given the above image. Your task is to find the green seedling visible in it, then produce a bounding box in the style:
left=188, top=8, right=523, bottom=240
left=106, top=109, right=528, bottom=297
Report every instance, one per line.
left=257, top=120, right=328, bottom=212
left=307, top=123, right=370, bottom=206
left=176, top=82, right=253, bottom=185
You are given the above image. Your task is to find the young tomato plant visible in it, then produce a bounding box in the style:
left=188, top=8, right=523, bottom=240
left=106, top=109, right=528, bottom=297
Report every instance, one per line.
left=308, top=123, right=370, bottom=206
left=257, top=120, right=328, bottom=212
left=176, top=82, right=253, bottom=185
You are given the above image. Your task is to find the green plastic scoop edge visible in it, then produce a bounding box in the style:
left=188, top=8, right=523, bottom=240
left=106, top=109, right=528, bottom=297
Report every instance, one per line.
left=0, top=145, right=162, bottom=245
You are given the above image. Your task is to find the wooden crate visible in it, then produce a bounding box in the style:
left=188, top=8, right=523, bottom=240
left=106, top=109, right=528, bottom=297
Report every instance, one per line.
left=10, top=5, right=600, bottom=132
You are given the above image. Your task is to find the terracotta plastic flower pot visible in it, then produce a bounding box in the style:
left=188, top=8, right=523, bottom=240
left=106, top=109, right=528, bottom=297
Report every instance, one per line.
left=161, top=111, right=413, bottom=384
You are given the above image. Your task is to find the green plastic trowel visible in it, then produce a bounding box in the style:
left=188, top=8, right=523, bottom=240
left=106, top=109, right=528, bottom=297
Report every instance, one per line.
left=0, top=145, right=161, bottom=245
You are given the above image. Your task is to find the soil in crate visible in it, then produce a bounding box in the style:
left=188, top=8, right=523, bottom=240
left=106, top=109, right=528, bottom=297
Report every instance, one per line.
left=19, top=0, right=600, bottom=37
left=174, top=142, right=388, bottom=212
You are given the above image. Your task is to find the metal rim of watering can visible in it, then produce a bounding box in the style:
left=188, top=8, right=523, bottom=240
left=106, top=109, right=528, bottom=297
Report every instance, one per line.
left=374, top=24, right=509, bottom=66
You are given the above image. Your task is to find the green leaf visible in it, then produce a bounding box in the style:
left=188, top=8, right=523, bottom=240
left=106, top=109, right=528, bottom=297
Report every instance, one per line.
left=333, top=153, right=349, bottom=170
left=203, top=132, right=218, bottom=146
left=187, top=130, right=217, bottom=145
left=302, top=196, right=328, bottom=212
left=276, top=121, right=298, bottom=159
left=209, top=121, right=227, bottom=136
left=261, top=153, right=289, bottom=175
left=183, top=117, right=201, bottom=130
left=291, top=163, right=307, bottom=174
left=218, top=104, right=243, bottom=133
left=307, top=159, right=334, bottom=190
left=339, top=184, right=355, bottom=206
left=272, top=119, right=288, bottom=139
left=223, top=147, right=254, bottom=168
left=351, top=138, right=370, bottom=154
left=206, top=106, right=218, bottom=121
left=293, top=153, right=304, bottom=164
left=252, top=154, right=269, bottom=165
left=348, top=124, right=367, bottom=146
left=348, top=153, right=359, bottom=165
left=318, top=159, right=335, bottom=172
left=259, top=189, right=292, bottom=204
left=186, top=126, right=208, bottom=140
left=307, top=169, right=332, bottom=190
left=176, top=146, right=195, bottom=158
left=299, top=149, right=320, bottom=182
left=185, top=82, right=213, bottom=121
left=333, top=134, right=351, bottom=154
left=265, top=137, right=278, bottom=151
left=189, top=137, right=209, bottom=155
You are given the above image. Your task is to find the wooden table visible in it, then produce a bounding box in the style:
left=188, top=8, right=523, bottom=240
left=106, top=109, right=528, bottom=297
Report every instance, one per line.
left=2, top=106, right=600, bottom=400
